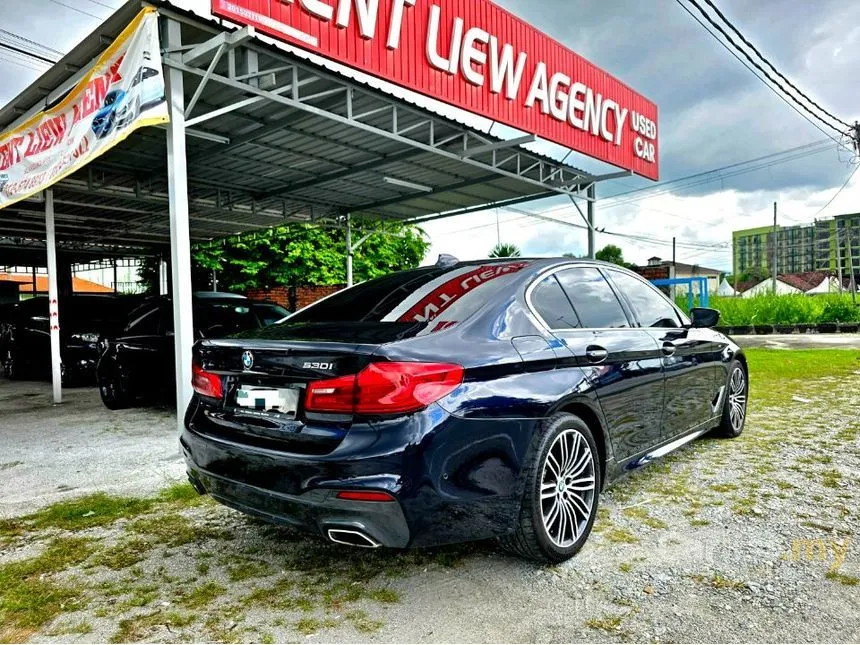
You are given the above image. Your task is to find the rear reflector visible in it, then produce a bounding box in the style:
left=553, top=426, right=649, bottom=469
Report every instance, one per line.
left=192, top=362, right=223, bottom=399
left=305, top=361, right=463, bottom=415
left=335, top=490, right=396, bottom=502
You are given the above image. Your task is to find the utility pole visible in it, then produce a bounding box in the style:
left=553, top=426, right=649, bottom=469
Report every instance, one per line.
left=772, top=202, right=778, bottom=294
left=836, top=227, right=843, bottom=294
left=587, top=184, right=596, bottom=259
left=847, top=227, right=858, bottom=305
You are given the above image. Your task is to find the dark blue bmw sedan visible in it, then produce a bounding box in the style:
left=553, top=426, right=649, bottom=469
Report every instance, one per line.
left=182, top=258, right=748, bottom=562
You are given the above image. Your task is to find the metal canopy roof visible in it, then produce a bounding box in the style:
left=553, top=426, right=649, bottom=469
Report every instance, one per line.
left=0, top=0, right=612, bottom=255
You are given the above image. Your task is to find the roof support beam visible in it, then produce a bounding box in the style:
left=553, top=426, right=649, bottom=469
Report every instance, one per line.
left=460, top=134, right=536, bottom=158
left=163, top=57, right=592, bottom=201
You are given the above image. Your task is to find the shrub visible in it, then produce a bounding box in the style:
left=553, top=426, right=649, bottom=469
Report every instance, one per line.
left=674, top=293, right=860, bottom=326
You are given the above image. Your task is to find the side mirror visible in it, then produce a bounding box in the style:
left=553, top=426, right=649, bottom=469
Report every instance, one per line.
left=690, top=307, right=721, bottom=329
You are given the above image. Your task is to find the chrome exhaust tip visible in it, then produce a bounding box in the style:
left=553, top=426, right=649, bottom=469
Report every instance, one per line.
left=326, top=528, right=381, bottom=548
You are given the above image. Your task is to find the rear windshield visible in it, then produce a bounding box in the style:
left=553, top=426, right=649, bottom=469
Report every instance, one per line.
left=195, top=302, right=260, bottom=337
left=286, top=261, right=532, bottom=332
left=251, top=303, right=290, bottom=326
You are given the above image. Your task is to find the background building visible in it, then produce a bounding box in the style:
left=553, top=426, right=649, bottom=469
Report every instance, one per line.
left=641, top=257, right=724, bottom=294
left=733, top=213, right=860, bottom=277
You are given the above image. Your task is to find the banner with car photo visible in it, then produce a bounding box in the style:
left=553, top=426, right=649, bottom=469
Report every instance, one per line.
left=0, top=8, right=168, bottom=209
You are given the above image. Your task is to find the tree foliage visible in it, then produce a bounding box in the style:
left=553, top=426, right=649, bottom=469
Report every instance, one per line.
left=489, top=242, right=522, bottom=258
left=139, top=222, right=429, bottom=293
left=595, top=244, right=634, bottom=268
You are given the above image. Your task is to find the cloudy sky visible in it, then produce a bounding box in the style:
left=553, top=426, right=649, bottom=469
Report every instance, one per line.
left=1, top=0, right=858, bottom=271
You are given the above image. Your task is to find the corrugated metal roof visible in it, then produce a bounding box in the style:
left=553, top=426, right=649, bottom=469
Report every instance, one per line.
left=0, top=0, right=593, bottom=253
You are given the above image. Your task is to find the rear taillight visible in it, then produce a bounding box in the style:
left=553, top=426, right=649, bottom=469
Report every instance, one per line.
left=305, top=361, right=463, bottom=415
left=192, top=362, right=223, bottom=399
left=335, top=490, right=396, bottom=502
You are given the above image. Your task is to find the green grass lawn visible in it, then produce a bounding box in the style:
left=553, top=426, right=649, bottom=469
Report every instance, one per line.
left=744, top=348, right=860, bottom=407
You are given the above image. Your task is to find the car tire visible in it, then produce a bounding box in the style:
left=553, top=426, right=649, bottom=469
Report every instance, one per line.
left=715, top=360, right=748, bottom=438
left=499, top=412, right=601, bottom=563
left=99, top=370, right=131, bottom=410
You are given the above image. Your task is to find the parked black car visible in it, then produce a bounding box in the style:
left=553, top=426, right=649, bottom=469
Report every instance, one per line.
left=97, top=295, right=289, bottom=409
left=3, top=295, right=137, bottom=384
left=182, top=259, right=748, bottom=563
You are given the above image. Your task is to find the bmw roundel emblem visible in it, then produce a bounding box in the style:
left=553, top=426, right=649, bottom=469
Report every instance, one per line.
left=241, top=351, right=254, bottom=370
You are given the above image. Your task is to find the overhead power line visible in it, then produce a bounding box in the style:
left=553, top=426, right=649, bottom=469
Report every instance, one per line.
left=683, top=0, right=846, bottom=136
left=0, top=42, right=57, bottom=65
left=700, top=0, right=851, bottom=130
left=809, top=164, right=859, bottom=219
left=44, top=0, right=105, bottom=20
left=675, top=0, right=846, bottom=143
left=0, top=29, right=63, bottom=56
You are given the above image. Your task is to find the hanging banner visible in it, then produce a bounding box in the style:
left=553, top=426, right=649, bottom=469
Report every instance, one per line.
left=0, top=8, right=169, bottom=209
left=211, top=0, right=659, bottom=180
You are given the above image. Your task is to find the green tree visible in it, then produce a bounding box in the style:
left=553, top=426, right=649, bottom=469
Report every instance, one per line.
left=139, top=222, right=429, bottom=293
left=595, top=244, right=632, bottom=268
left=489, top=242, right=522, bottom=258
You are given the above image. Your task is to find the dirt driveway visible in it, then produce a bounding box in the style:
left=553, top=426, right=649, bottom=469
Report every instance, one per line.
left=1, top=349, right=858, bottom=643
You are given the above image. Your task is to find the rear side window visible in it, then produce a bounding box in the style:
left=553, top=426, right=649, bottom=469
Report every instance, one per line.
left=287, top=261, right=533, bottom=331
left=555, top=268, right=630, bottom=329
left=530, top=275, right=580, bottom=329
left=195, top=303, right=260, bottom=337
left=125, top=306, right=160, bottom=335
left=607, top=270, right=682, bottom=328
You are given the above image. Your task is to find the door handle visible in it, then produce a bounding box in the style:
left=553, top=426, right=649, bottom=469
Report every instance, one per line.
left=585, top=345, right=608, bottom=364
left=662, top=341, right=676, bottom=356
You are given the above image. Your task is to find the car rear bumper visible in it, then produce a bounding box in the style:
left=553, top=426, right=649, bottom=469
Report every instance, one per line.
left=184, top=457, right=411, bottom=548
left=182, top=401, right=538, bottom=548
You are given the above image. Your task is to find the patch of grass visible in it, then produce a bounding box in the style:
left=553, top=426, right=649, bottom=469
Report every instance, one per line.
left=130, top=513, right=226, bottom=547
left=618, top=562, right=633, bottom=573
left=196, top=561, right=210, bottom=576
left=294, top=617, right=338, bottom=635
left=346, top=609, right=383, bottom=633
left=368, top=588, right=400, bottom=603
left=826, top=570, right=859, bottom=586
left=835, top=423, right=860, bottom=443
left=710, top=483, right=738, bottom=493
left=691, top=573, right=747, bottom=591
left=820, top=469, right=842, bottom=489
left=44, top=619, right=93, bottom=636
left=798, top=454, right=833, bottom=465
left=176, top=581, right=226, bottom=609
left=601, top=527, right=640, bottom=544
left=621, top=506, right=668, bottom=529
left=225, top=557, right=272, bottom=582
left=689, top=518, right=711, bottom=527
left=0, top=537, right=94, bottom=642
left=157, top=482, right=203, bottom=505
left=585, top=614, right=626, bottom=632
left=25, top=493, right=153, bottom=532
left=89, top=538, right=152, bottom=570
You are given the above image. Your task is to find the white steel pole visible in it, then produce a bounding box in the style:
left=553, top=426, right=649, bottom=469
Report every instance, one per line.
left=346, top=213, right=354, bottom=288
left=165, top=18, right=194, bottom=433
left=45, top=189, right=62, bottom=404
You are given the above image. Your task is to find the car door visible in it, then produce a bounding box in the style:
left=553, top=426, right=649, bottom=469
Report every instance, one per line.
left=115, top=304, right=165, bottom=393
left=531, top=266, right=666, bottom=461
left=604, top=269, right=723, bottom=440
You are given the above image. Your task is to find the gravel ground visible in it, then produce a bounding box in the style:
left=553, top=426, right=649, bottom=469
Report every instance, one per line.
left=0, top=380, right=183, bottom=519
left=1, top=355, right=859, bottom=643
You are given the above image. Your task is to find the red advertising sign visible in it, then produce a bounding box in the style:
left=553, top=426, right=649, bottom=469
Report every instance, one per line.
left=211, top=0, right=659, bottom=179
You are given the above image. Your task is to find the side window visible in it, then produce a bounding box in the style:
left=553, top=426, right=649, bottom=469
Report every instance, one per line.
left=555, top=268, right=630, bottom=329
left=530, top=275, right=580, bottom=329
left=608, top=270, right=682, bottom=328
left=124, top=306, right=160, bottom=335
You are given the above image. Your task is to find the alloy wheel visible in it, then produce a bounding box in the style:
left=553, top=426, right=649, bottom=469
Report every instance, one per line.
left=728, top=368, right=747, bottom=432
left=540, top=429, right=596, bottom=548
